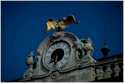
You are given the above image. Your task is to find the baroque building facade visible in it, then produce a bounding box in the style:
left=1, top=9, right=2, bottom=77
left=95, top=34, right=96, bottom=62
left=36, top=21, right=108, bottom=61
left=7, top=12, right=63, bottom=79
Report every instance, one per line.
left=19, top=31, right=123, bottom=82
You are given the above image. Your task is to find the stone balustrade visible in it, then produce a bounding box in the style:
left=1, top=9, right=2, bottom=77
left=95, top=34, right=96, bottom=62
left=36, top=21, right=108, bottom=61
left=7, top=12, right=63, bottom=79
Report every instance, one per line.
left=94, top=58, right=123, bottom=81
left=21, top=55, right=123, bottom=82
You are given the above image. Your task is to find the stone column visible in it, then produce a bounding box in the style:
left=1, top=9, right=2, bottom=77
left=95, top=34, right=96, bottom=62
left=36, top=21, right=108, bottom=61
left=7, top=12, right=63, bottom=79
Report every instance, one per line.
left=104, top=64, right=112, bottom=79
left=96, top=66, right=104, bottom=80
left=114, top=63, right=121, bottom=77
left=90, top=67, right=96, bottom=81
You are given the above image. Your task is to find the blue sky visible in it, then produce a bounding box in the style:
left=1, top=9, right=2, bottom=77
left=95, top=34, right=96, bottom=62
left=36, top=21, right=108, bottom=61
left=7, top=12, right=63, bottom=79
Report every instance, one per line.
left=1, top=1, right=123, bottom=81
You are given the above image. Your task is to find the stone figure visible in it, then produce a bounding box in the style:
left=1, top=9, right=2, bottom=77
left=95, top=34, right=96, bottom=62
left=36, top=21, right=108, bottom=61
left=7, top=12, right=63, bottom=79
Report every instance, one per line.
left=23, top=52, right=34, bottom=79
left=81, top=38, right=96, bottom=64
left=82, top=38, right=93, bottom=55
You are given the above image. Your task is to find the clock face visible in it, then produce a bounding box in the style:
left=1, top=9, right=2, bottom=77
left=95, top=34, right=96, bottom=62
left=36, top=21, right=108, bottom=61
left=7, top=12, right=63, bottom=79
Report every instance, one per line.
left=42, top=41, right=71, bottom=70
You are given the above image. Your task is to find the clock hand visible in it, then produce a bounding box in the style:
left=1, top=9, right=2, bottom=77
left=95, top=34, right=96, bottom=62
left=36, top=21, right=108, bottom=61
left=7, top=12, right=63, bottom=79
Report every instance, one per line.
left=49, top=53, right=58, bottom=65
left=54, top=54, right=58, bottom=65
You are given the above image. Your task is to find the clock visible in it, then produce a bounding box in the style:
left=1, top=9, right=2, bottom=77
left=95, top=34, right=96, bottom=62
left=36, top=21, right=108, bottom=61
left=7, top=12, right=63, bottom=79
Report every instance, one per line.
left=39, top=32, right=82, bottom=72
left=42, top=41, right=71, bottom=71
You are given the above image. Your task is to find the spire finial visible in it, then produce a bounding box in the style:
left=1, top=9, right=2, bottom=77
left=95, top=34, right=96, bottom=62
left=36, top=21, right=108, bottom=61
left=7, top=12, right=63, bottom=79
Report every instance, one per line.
left=101, top=42, right=110, bottom=57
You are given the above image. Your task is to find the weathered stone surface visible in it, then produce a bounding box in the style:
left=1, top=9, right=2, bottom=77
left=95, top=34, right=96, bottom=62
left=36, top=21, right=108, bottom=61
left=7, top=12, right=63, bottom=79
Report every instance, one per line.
left=21, top=31, right=123, bottom=82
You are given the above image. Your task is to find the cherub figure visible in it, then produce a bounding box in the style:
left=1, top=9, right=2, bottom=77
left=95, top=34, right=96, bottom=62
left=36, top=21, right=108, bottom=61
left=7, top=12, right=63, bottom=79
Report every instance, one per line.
left=81, top=38, right=96, bottom=64
left=81, top=38, right=94, bottom=56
